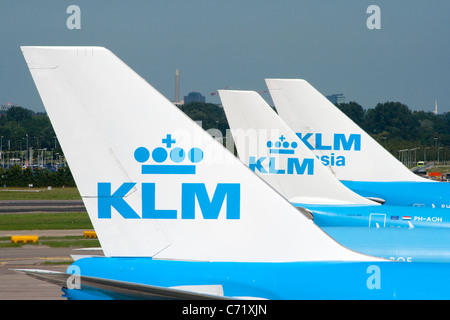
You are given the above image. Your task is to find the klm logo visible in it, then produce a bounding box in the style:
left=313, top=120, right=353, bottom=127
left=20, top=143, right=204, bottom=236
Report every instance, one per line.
left=98, top=134, right=240, bottom=220
left=133, top=134, right=203, bottom=174
left=249, top=135, right=314, bottom=175
left=296, top=133, right=361, bottom=167
left=98, top=182, right=240, bottom=220
left=296, top=133, right=361, bottom=151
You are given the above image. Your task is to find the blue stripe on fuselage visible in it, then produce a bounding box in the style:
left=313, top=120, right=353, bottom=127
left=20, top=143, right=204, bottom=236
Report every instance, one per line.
left=64, top=257, right=450, bottom=299
left=341, top=180, right=450, bottom=209
left=295, top=203, right=450, bottom=228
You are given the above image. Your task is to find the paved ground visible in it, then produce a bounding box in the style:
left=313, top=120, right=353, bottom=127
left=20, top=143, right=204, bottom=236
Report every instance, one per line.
left=0, top=229, right=103, bottom=300
left=0, top=229, right=86, bottom=237
left=0, top=198, right=98, bottom=300
left=0, top=200, right=86, bottom=214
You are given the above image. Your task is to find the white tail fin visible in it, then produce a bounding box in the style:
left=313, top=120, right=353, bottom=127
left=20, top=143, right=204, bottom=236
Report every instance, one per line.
left=219, top=90, right=376, bottom=205
left=266, top=79, right=428, bottom=182
left=22, top=46, right=379, bottom=263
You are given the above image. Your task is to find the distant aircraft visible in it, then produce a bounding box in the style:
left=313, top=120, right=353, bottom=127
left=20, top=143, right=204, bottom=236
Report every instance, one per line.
left=17, top=46, right=450, bottom=299
left=218, top=89, right=450, bottom=229
left=266, top=79, right=450, bottom=209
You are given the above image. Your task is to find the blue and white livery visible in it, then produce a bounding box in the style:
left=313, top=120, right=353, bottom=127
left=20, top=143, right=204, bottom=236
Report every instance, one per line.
left=265, top=79, right=450, bottom=209
left=17, top=46, right=450, bottom=299
left=218, top=90, right=450, bottom=229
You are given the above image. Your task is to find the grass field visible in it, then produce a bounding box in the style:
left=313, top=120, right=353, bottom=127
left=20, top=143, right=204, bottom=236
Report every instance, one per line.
left=0, top=187, right=91, bottom=230
left=0, top=212, right=98, bottom=249
left=0, top=187, right=96, bottom=250
left=0, top=212, right=93, bottom=231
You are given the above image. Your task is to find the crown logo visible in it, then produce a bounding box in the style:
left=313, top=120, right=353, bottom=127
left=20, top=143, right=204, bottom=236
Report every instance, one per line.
left=134, top=134, right=203, bottom=174
left=267, top=135, right=298, bottom=155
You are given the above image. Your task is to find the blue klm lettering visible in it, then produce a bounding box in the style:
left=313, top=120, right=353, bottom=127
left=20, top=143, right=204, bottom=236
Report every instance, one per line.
left=248, top=157, right=314, bottom=175
left=295, top=133, right=361, bottom=151
left=98, top=182, right=240, bottom=219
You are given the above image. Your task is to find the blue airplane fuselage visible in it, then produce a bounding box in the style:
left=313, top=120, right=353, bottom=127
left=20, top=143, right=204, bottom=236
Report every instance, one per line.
left=63, top=257, right=450, bottom=299
left=322, top=227, right=450, bottom=263
left=341, top=180, right=450, bottom=209
left=298, top=203, right=450, bottom=228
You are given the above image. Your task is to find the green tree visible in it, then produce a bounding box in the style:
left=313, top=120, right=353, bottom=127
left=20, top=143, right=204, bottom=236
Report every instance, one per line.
left=337, top=102, right=366, bottom=127
left=6, top=106, right=32, bottom=123
left=179, top=102, right=229, bottom=135
left=363, top=102, right=419, bottom=140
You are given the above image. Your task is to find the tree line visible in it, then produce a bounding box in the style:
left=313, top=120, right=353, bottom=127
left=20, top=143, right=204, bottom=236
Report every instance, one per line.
left=0, top=106, right=59, bottom=151
left=0, top=166, right=75, bottom=188
left=181, top=101, right=450, bottom=165
left=0, top=106, right=72, bottom=187
left=337, top=101, right=450, bottom=163
left=1, top=100, right=447, bottom=188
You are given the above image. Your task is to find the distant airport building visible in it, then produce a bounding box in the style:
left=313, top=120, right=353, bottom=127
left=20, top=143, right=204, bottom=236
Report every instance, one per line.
left=184, top=91, right=206, bottom=104
left=326, top=93, right=345, bottom=105
left=1, top=102, right=15, bottom=111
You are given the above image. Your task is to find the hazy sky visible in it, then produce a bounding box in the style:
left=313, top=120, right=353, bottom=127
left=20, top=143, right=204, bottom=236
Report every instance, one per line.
left=1, top=0, right=449, bottom=113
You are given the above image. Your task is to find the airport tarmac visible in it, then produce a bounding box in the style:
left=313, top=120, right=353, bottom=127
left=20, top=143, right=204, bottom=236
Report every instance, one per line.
left=0, top=200, right=86, bottom=214
left=0, top=229, right=103, bottom=300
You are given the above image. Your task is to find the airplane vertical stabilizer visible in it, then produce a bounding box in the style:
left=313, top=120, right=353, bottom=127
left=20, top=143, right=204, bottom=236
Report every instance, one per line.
left=266, top=79, right=429, bottom=183
left=21, top=47, right=380, bottom=263
left=219, top=90, right=376, bottom=206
